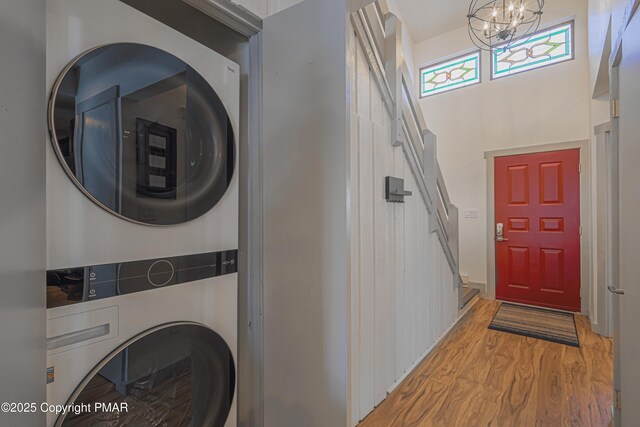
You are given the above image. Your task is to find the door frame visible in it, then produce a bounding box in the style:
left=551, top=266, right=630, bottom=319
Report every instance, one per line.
left=593, top=121, right=614, bottom=337
left=484, top=140, right=591, bottom=314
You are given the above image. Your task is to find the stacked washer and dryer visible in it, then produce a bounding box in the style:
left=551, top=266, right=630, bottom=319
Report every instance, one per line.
left=45, top=0, right=239, bottom=426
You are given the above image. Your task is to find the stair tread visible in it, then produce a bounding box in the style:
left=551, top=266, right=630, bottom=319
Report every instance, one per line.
left=462, top=287, right=480, bottom=307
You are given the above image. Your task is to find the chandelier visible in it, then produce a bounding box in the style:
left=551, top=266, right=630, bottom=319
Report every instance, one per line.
left=467, top=0, right=545, bottom=51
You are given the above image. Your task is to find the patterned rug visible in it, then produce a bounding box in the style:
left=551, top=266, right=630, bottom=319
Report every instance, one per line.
left=489, top=303, right=580, bottom=347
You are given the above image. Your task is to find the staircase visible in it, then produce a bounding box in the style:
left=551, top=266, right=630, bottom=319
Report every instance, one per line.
left=351, top=0, right=472, bottom=309
left=462, top=281, right=481, bottom=307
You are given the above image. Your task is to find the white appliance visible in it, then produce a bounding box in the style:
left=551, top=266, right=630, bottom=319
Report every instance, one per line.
left=45, top=0, right=239, bottom=426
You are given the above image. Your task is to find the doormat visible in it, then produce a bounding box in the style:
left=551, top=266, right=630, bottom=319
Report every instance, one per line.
left=489, top=303, right=580, bottom=347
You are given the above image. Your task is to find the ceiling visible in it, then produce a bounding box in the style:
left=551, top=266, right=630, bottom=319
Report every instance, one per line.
left=394, top=0, right=470, bottom=43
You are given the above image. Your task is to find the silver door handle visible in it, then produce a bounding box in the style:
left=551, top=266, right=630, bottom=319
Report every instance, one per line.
left=390, top=190, right=413, bottom=197
left=496, top=237, right=509, bottom=242
left=608, top=285, right=625, bottom=295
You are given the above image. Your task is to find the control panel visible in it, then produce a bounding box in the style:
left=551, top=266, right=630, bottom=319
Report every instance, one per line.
left=46, top=250, right=238, bottom=309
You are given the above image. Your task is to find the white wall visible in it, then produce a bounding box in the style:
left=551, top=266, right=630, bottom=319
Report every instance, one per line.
left=233, top=0, right=416, bottom=74
left=349, top=19, right=458, bottom=426
left=587, top=0, right=614, bottom=127
left=609, top=0, right=634, bottom=41
left=262, top=1, right=349, bottom=426
left=386, top=0, right=416, bottom=78
left=0, top=2, right=47, bottom=425
left=261, top=2, right=461, bottom=425
left=413, top=0, right=591, bottom=287
left=233, top=0, right=303, bottom=18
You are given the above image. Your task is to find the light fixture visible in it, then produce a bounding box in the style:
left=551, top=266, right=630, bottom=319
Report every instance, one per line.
left=467, top=0, right=544, bottom=51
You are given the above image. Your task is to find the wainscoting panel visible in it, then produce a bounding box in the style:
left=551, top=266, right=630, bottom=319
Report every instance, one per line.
left=349, top=24, right=460, bottom=424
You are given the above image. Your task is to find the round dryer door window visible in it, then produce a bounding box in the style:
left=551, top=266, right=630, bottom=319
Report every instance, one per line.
left=49, top=43, right=235, bottom=225
left=55, top=323, right=235, bottom=427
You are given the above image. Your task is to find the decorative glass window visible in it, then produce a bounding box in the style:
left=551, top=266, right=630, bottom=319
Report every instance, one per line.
left=492, top=21, right=574, bottom=79
left=420, top=51, right=481, bottom=97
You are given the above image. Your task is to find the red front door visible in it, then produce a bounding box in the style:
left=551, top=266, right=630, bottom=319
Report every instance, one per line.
left=495, top=149, right=581, bottom=312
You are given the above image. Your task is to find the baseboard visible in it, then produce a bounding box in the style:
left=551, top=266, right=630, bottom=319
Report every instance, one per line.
left=590, top=318, right=612, bottom=338
left=386, top=297, right=479, bottom=395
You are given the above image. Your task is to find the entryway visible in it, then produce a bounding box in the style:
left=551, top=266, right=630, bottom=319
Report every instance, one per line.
left=494, top=148, right=581, bottom=312
left=486, top=142, right=589, bottom=314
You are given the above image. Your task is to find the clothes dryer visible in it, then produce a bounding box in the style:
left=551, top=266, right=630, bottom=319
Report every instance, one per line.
left=45, top=1, right=239, bottom=426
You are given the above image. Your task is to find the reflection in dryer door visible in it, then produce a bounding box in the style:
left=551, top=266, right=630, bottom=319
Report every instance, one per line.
left=49, top=43, right=236, bottom=226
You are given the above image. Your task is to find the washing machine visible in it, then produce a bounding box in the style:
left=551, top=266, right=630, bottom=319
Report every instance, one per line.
left=45, top=0, right=239, bottom=426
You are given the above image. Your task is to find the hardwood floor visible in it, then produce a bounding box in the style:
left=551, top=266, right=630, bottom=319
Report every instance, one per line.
left=358, top=299, right=613, bottom=427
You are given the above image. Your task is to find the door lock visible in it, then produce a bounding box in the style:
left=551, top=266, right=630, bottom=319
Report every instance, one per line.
left=496, top=223, right=508, bottom=242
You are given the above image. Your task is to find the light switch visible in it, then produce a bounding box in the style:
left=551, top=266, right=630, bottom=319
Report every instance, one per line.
left=464, top=209, right=479, bottom=218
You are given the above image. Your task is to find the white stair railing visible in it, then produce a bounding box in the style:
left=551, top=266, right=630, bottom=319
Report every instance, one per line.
left=350, top=0, right=464, bottom=308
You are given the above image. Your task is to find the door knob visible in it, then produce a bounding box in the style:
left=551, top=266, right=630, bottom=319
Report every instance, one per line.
left=385, top=177, right=412, bottom=203
left=608, top=285, right=625, bottom=295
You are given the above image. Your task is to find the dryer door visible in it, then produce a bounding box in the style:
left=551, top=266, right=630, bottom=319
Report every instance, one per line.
left=49, top=43, right=235, bottom=226
left=55, top=323, right=235, bottom=427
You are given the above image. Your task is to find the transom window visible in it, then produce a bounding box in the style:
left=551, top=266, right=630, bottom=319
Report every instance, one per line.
left=491, top=21, right=574, bottom=79
left=420, top=50, right=481, bottom=97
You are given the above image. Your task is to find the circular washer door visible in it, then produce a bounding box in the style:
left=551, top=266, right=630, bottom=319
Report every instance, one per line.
left=49, top=43, right=235, bottom=226
left=55, top=323, right=235, bottom=427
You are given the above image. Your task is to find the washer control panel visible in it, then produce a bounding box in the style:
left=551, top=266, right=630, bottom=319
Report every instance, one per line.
left=46, top=250, right=238, bottom=309
left=148, top=260, right=175, bottom=287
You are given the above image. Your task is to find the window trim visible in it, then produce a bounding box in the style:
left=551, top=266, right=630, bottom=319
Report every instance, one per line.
left=419, top=49, right=482, bottom=98
left=490, top=20, right=576, bottom=80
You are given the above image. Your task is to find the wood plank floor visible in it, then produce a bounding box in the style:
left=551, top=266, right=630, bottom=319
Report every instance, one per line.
left=358, top=299, right=613, bottom=427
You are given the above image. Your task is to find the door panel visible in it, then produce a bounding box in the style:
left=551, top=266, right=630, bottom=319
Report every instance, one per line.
left=540, top=248, right=564, bottom=291
left=540, top=162, right=564, bottom=204
left=614, top=4, right=640, bottom=424
left=495, top=149, right=581, bottom=312
left=508, top=165, right=530, bottom=204
left=508, top=247, right=530, bottom=288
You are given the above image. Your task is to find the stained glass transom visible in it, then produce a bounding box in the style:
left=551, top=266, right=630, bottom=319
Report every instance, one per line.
left=492, top=22, right=574, bottom=79
left=420, top=51, right=481, bottom=97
